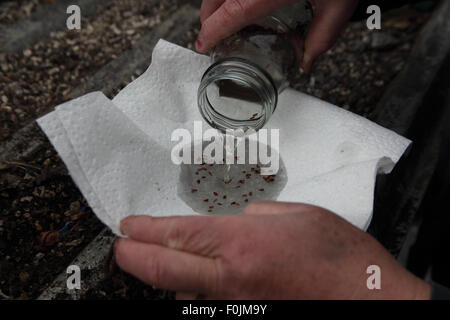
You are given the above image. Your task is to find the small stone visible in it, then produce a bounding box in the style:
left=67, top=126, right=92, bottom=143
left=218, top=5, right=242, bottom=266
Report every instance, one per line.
left=1, top=106, right=12, bottom=112
left=20, top=196, right=33, bottom=202
left=69, top=201, right=81, bottom=213
left=19, top=271, right=30, bottom=282
left=371, top=33, right=401, bottom=50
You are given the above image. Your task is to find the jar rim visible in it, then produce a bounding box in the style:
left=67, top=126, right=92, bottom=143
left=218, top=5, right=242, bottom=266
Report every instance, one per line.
left=198, top=58, right=278, bottom=133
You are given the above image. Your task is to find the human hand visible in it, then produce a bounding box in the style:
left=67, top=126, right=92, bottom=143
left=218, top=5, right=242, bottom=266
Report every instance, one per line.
left=114, top=202, right=430, bottom=299
left=196, top=0, right=359, bottom=71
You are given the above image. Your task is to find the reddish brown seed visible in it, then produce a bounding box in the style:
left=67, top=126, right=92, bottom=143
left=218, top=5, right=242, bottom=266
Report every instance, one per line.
left=256, top=164, right=260, bottom=168
left=203, top=199, right=209, bottom=202
left=208, top=209, right=213, bottom=212
left=242, top=171, right=246, bottom=174
left=245, top=199, right=249, bottom=202
left=195, top=172, right=199, bottom=175
left=213, top=192, right=218, bottom=196
left=208, top=171, right=213, bottom=176
left=249, top=192, right=253, bottom=196
left=239, top=180, right=245, bottom=184
left=191, top=189, right=198, bottom=193
left=231, top=202, right=240, bottom=206
left=209, top=206, right=214, bottom=209
left=202, top=176, right=206, bottom=179
left=197, top=180, right=201, bottom=184
left=246, top=174, right=251, bottom=179
left=223, top=195, right=227, bottom=199
left=258, top=188, right=265, bottom=192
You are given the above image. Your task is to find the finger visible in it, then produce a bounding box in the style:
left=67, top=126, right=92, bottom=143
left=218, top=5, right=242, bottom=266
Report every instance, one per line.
left=243, top=201, right=314, bottom=215
left=200, top=0, right=225, bottom=24
left=196, top=0, right=296, bottom=53
left=302, top=0, right=358, bottom=71
left=120, top=215, right=223, bottom=254
left=115, top=238, right=220, bottom=294
left=176, top=292, right=199, bottom=300
left=286, top=31, right=305, bottom=64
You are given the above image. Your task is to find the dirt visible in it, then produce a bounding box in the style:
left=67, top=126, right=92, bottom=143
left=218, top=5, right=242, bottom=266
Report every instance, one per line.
left=0, top=144, right=104, bottom=299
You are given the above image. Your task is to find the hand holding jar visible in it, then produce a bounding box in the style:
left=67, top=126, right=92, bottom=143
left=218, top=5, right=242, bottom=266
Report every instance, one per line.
left=196, top=0, right=359, bottom=133
left=196, top=0, right=359, bottom=72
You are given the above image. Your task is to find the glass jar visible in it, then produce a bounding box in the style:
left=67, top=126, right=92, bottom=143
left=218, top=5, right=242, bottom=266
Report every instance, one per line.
left=198, top=1, right=314, bottom=133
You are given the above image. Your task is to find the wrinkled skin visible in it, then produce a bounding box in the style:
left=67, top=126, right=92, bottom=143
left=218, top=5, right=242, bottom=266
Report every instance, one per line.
left=115, top=202, right=430, bottom=299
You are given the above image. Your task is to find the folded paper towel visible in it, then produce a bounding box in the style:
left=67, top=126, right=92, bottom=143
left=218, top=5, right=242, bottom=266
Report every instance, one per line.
left=37, top=39, right=411, bottom=235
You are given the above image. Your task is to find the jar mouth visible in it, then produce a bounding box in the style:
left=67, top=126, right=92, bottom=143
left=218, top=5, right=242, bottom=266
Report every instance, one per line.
left=198, top=58, right=278, bottom=133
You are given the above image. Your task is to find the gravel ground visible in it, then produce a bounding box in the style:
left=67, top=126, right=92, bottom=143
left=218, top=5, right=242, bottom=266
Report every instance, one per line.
left=0, top=0, right=40, bottom=26
left=0, top=0, right=194, bottom=142
left=0, top=0, right=432, bottom=300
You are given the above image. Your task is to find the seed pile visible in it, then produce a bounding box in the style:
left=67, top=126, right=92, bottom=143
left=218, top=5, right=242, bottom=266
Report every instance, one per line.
left=190, top=162, right=277, bottom=214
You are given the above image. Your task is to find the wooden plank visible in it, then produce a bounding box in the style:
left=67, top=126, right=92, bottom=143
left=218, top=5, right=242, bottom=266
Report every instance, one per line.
left=368, top=0, right=450, bottom=255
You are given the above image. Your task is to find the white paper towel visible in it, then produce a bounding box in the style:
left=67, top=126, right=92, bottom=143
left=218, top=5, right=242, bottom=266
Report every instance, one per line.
left=37, top=39, right=411, bottom=234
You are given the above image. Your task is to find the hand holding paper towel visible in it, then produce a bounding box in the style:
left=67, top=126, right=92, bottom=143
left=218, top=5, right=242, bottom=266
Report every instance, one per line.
left=38, top=40, right=411, bottom=235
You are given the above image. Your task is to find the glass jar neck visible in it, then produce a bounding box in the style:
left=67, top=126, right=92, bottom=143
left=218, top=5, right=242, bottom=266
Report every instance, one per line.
left=198, top=58, right=278, bottom=133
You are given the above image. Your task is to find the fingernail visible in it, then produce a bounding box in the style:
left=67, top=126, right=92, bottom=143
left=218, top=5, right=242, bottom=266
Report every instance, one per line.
left=196, top=38, right=202, bottom=50
left=303, top=53, right=311, bottom=69
left=120, top=218, right=131, bottom=236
